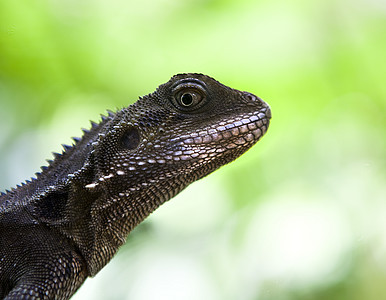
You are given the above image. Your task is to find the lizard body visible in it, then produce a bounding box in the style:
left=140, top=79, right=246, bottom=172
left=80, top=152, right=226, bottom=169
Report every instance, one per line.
left=0, top=73, right=271, bottom=299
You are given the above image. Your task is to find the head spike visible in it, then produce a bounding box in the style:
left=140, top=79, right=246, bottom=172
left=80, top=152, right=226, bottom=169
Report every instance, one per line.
left=101, top=114, right=108, bottom=122
left=107, top=109, right=115, bottom=118
left=52, top=152, right=62, bottom=159
left=72, top=136, right=81, bottom=143
left=62, top=144, right=73, bottom=151
left=90, top=120, right=98, bottom=128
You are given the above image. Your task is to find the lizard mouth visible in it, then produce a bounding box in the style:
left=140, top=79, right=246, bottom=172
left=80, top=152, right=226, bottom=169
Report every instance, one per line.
left=166, top=106, right=271, bottom=161
left=185, top=107, right=270, bottom=145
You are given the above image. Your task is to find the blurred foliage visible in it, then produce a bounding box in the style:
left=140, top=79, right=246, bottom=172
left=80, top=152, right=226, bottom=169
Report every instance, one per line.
left=0, top=0, right=385, bottom=299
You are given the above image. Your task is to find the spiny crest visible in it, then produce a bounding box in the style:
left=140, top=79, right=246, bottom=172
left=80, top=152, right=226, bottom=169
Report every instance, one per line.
left=82, top=128, right=90, bottom=135
left=107, top=109, right=115, bottom=118
left=43, top=112, right=115, bottom=169
left=90, top=121, right=98, bottom=129
left=62, top=144, right=73, bottom=151
left=72, top=136, right=82, bottom=144
left=101, top=114, right=108, bottom=122
left=0, top=172, right=39, bottom=197
left=52, top=152, right=62, bottom=159
left=1, top=109, right=117, bottom=196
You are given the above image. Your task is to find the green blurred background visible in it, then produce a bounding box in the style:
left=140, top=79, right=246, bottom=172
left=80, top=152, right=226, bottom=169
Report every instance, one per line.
left=1, top=0, right=385, bottom=299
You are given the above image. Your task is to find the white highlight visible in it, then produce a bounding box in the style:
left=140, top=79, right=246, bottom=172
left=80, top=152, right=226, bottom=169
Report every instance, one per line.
left=85, top=182, right=98, bottom=189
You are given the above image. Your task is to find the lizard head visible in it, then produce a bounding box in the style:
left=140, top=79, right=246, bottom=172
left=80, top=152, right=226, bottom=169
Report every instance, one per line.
left=92, top=73, right=271, bottom=198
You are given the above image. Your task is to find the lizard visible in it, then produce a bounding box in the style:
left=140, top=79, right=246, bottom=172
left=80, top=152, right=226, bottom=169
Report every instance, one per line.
left=0, top=73, right=271, bottom=299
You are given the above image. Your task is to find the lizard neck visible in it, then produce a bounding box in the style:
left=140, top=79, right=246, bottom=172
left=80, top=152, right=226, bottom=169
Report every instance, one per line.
left=64, top=172, right=189, bottom=276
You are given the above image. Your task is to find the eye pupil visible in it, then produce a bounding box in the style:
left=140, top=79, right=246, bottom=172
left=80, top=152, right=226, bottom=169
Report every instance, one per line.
left=181, top=93, right=194, bottom=106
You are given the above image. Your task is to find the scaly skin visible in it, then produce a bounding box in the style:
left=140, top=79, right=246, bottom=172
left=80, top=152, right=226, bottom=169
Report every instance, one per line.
left=0, top=73, right=271, bottom=299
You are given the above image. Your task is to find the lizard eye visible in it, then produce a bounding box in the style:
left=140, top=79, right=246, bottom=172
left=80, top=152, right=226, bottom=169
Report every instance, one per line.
left=171, top=79, right=207, bottom=112
left=179, top=91, right=202, bottom=107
